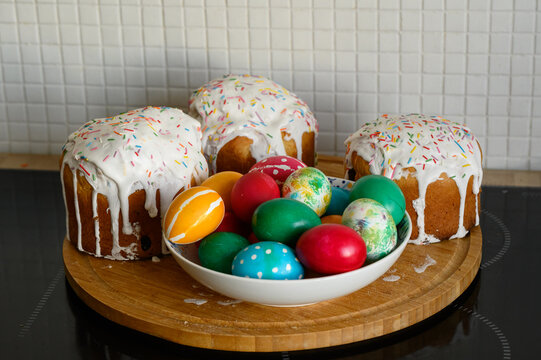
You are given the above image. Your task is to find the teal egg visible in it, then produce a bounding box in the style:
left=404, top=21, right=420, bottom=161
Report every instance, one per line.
left=252, top=198, right=321, bottom=246
left=324, top=187, right=350, bottom=216
left=282, top=167, right=332, bottom=216
left=349, top=175, right=406, bottom=224
left=231, top=241, right=304, bottom=280
left=198, top=232, right=250, bottom=274
left=342, top=198, right=397, bottom=262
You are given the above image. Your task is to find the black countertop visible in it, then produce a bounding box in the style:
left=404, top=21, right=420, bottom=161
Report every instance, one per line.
left=1, top=169, right=540, bottom=359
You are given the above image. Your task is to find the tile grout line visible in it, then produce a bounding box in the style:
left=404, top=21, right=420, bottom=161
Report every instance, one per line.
left=119, top=1, right=130, bottom=111
left=527, top=1, right=539, bottom=170
left=505, top=0, right=515, bottom=169
left=484, top=0, right=493, bottom=170
left=12, top=2, right=31, bottom=153
left=32, top=0, right=51, bottom=154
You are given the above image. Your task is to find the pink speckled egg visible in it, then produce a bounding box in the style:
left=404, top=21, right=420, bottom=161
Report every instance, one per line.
left=249, top=155, right=306, bottom=188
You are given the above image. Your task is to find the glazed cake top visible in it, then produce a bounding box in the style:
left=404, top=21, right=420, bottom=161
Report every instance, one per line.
left=344, top=113, right=483, bottom=183
left=189, top=74, right=318, bottom=172
left=344, top=113, right=483, bottom=244
left=62, top=106, right=208, bottom=238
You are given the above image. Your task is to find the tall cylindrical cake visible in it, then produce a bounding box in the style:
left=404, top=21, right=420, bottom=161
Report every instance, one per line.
left=189, top=74, right=319, bottom=174
left=61, top=106, right=209, bottom=260
left=344, top=114, right=483, bottom=244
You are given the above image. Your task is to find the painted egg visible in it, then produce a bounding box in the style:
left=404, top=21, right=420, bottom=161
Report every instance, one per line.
left=282, top=167, right=332, bottom=216
left=342, top=198, right=397, bottom=262
left=249, top=155, right=306, bottom=188
left=248, top=232, right=260, bottom=244
left=163, top=186, right=225, bottom=244
left=230, top=171, right=281, bottom=222
left=231, top=241, right=304, bottom=280
left=201, top=171, right=243, bottom=211
left=349, top=175, right=406, bottom=224
left=252, top=198, right=321, bottom=246
left=213, top=211, right=250, bottom=237
left=296, top=224, right=367, bottom=274
left=324, top=186, right=351, bottom=216
left=198, top=232, right=250, bottom=274
left=321, top=215, right=342, bottom=225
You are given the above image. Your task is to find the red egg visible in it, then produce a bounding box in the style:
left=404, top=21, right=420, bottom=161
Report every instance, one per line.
left=247, top=232, right=260, bottom=244
left=249, top=155, right=306, bottom=188
left=296, top=224, right=367, bottom=274
left=230, top=171, right=281, bottom=223
left=214, top=211, right=251, bottom=237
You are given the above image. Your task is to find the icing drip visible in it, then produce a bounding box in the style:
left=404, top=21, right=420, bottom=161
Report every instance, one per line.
left=73, top=170, right=82, bottom=250
left=61, top=106, right=209, bottom=260
left=60, top=161, right=70, bottom=242
left=344, top=114, right=483, bottom=244
left=91, top=190, right=101, bottom=256
left=189, top=74, right=319, bottom=173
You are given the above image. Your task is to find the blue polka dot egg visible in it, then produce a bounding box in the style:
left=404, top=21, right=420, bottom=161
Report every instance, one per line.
left=231, top=241, right=304, bottom=280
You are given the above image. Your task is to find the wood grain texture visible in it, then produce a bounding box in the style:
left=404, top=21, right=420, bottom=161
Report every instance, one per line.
left=63, top=157, right=483, bottom=352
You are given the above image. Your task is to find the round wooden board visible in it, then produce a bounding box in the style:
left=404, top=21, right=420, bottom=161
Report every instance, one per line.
left=63, top=155, right=482, bottom=352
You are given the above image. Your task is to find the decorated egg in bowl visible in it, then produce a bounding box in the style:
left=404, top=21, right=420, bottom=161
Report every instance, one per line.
left=164, top=177, right=412, bottom=307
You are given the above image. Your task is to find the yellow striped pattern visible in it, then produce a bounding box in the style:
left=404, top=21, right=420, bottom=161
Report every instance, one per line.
left=163, top=186, right=225, bottom=244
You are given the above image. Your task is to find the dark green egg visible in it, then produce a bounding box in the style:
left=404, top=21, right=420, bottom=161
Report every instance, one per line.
left=198, top=232, right=250, bottom=274
left=252, top=198, right=321, bottom=246
left=349, top=175, right=406, bottom=224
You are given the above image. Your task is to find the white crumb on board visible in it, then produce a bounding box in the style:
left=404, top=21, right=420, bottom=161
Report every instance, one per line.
left=151, top=256, right=160, bottom=263
left=217, top=300, right=243, bottom=306
left=383, top=274, right=401, bottom=282
left=414, top=255, right=437, bottom=273
left=184, top=298, right=207, bottom=305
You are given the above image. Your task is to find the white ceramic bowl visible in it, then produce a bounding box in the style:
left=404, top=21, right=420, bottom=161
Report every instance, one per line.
left=165, top=177, right=412, bottom=307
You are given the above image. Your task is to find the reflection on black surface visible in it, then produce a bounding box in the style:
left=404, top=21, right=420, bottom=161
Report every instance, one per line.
left=2, top=170, right=541, bottom=359
left=65, top=280, right=279, bottom=360
left=64, top=274, right=486, bottom=360
left=288, top=275, right=481, bottom=360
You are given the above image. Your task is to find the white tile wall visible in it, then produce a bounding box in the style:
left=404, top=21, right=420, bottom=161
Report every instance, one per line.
left=0, top=0, right=540, bottom=170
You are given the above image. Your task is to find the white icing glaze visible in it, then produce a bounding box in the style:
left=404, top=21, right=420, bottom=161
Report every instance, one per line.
left=188, top=74, right=318, bottom=173
left=184, top=298, right=208, bottom=305
left=413, top=255, right=437, bottom=273
left=61, top=106, right=209, bottom=260
left=382, top=274, right=401, bottom=282
left=344, top=114, right=483, bottom=244
left=217, top=300, right=243, bottom=306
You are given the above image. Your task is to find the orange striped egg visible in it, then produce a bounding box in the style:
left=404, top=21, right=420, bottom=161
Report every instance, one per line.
left=163, top=186, right=225, bottom=244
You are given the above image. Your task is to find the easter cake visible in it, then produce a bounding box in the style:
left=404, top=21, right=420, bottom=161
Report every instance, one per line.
left=61, top=106, right=209, bottom=260
left=189, top=74, right=318, bottom=174
left=344, top=114, right=483, bottom=244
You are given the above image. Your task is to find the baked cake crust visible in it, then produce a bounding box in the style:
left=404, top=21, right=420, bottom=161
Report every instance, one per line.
left=344, top=114, right=483, bottom=244
left=189, top=74, right=318, bottom=173
left=215, top=131, right=315, bottom=174
left=61, top=106, right=208, bottom=260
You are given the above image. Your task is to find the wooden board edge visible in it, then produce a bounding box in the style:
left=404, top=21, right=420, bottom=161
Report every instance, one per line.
left=63, top=226, right=482, bottom=352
